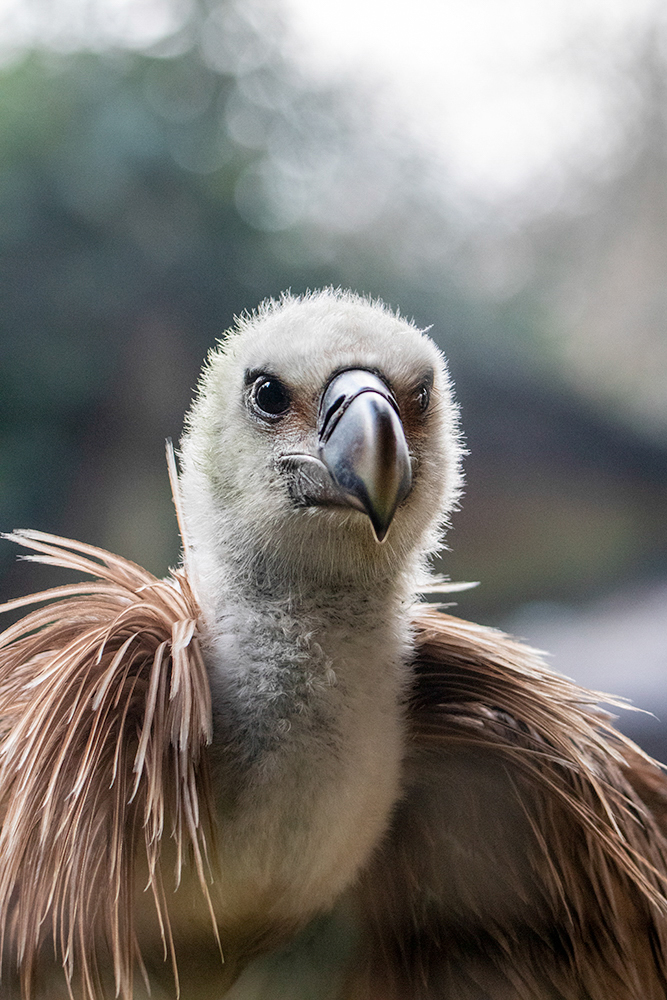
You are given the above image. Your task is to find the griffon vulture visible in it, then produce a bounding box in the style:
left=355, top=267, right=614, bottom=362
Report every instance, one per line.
left=1, top=289, right=667, bottom=1000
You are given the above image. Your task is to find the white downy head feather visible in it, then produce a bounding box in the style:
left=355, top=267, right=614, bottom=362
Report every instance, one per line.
left=179, top=288, right=463, bottom=611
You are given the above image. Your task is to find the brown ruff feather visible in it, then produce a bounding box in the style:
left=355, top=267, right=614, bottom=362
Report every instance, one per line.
left=0, top=530, right=216, bottom=1000
left=410, top=608, right=667, bottom=902
left=350, top=607, right=667, bottom=998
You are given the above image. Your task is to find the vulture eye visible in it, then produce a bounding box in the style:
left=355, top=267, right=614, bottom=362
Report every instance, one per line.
left=254, top=378, right=291, bottom=417
left=417, top=383, right=431, bottom=414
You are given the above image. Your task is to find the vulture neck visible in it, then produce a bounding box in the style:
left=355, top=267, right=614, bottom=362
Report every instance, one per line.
left=193, top=532, right=418, bottom=757
left=186, top=522, right=417, bottom=925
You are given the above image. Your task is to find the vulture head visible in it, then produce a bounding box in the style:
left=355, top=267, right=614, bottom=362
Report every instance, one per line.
left=178, top=289, right=463, bottom=602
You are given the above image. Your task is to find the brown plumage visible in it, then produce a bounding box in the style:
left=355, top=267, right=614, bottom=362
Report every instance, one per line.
left=352, top=612, right=667, bottom=999
left=1, top=290, right=667, bottom=999
left=0, top=529, right=217, bottom=999
left=1, top=535, right=667, bottom=998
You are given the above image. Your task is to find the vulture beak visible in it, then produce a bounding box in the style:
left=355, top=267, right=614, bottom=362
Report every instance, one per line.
left=318, top=369, right=412, bottom=541
left=279, top=369, right=412, bottom=542
left=314, top=369, right=412, bottom=542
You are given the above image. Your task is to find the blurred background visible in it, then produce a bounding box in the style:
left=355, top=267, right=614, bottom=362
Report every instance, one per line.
left=0, top=0, right=666, bottom=757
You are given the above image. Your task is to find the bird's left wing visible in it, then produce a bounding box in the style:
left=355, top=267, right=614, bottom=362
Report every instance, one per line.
left=348, top=606, right=667, bottom=1000
left=0, top=531, right=217, bottom=1000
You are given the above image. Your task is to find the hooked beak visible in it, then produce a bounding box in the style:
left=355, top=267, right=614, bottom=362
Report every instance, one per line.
left=317, top=369, right=412, bottom=542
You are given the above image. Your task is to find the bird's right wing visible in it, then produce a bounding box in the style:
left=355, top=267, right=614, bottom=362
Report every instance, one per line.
left=347, top=607, right=667, bottom=1000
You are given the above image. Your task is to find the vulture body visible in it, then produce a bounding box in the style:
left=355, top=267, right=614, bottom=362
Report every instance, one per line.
left=1, top=289, right=667, bottom=1000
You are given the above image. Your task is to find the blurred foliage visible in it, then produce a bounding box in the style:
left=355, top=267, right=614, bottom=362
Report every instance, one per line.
left=1, top=0, right=667, bottom=623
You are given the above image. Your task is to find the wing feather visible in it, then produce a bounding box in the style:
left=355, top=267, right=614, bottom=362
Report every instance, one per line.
left=350, top=606, right=667, bottom=1000
left=0, top=532, right=216, bottom=1000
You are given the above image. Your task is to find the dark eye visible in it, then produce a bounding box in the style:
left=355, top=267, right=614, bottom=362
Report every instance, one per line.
left=417, top=383, right=431, bottom=413
left=254, top=378, right=291, bottom=417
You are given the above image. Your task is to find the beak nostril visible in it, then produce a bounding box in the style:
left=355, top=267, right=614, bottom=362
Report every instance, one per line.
left=328, top=395, right=345, bottom=419
left=320, top=394, right=346, bottom=442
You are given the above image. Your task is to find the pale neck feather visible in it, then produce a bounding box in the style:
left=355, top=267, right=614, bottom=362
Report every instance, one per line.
left=186, top=522, right=418, bottom=929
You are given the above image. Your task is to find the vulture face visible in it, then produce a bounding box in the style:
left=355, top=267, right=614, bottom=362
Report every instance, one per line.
left=180, top=290, right=462, bottom=590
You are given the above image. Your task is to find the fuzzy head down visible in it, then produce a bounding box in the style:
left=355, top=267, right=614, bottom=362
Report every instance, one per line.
left=179, top=289, right=463, bottom=599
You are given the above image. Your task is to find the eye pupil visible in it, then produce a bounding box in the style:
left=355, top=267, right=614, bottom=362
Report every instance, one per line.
left=255, top=378, right=290, bottom=415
